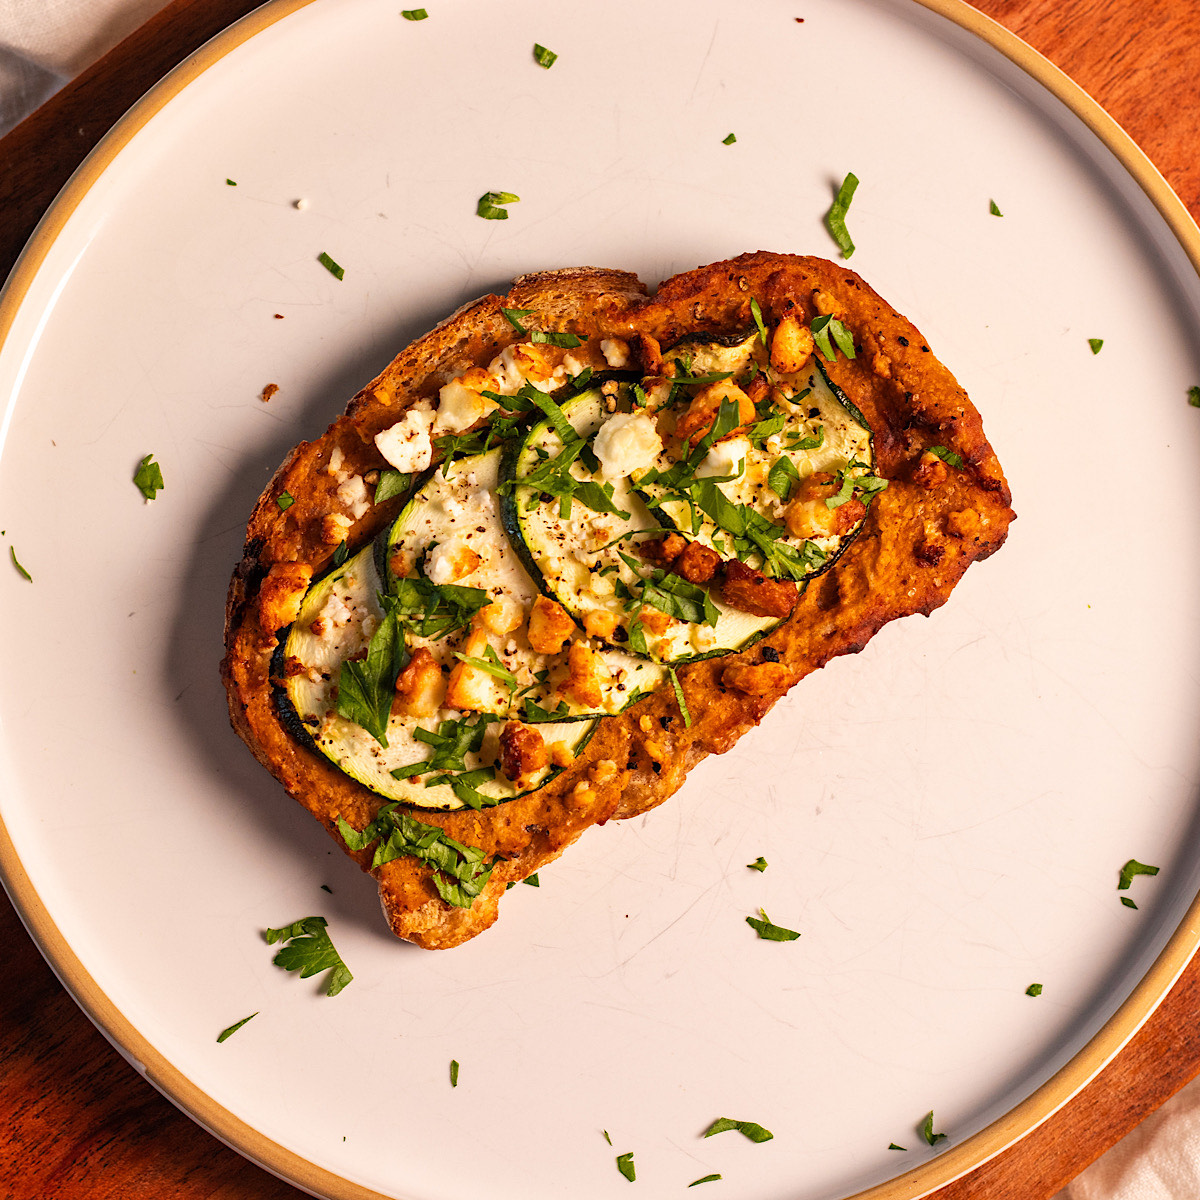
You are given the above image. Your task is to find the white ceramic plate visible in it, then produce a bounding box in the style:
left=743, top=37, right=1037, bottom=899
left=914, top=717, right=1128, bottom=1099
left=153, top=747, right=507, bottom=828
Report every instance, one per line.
left=2, top=1, right=1200, bottom=1198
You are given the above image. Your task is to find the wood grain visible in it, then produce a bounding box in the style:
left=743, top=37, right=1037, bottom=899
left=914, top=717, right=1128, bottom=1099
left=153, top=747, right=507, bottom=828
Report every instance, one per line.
left=1, top=1, right=1198, bottom=1198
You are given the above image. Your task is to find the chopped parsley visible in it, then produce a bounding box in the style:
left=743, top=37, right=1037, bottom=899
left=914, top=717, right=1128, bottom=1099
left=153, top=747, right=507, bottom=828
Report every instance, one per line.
left=603, top=1130, right=612, bottom=1145
left=331, top=539, right=350, bottom=568
left=824, top=171, right=859, bottom=258
left=532, top=43, right=557, bottom=68
left=318, top=251, right=345, bottom=280
left=216, top=1012, right=258, bottom=1042
left=1088, top=338, right=1104, bottom=355
left=690, top=1175, right=722, bottom=1186
left=746, top=909, right=800, bottom=941
left=336, top=596, right=408, bottom=746
left=702, top=1117, right=773, bottom=1142
left=374, top=469, right=411, bottom=504
left=522, top=696, right=572, bottom=723
left=888, top=1143, right=907, bottom=1151
left=750, top=297, right=768, bottom=345
left=477, top=190, right=519, bottom=220
left=747, top=856, right=768, bottom=872
left=810, top=313, right=856, bottom=362
left=337, top=805, right=494, bottom=907
left=1121, top=896, right=1138, bottom=909
left=523, top=873, right=540, bottom=887
left=616, top=1152, right=636, bottom=1182
left=389, top=575, right=491, bottom=639
left=450, top=1059, right=460, bottom=1086
left=276, top=491, right=294, bottom=511
left=530, top=329, right=585, bottom=348
left=401, top=7, right=428, bottom=18
left=927, top=445, right=964, bottom=468
left=1118, top=858, right=1159, bottom=895
left=922, top=1111, right=947, bottom=1146
left=264, top=917, right=353, bottom=996
left=722, top=132, right=737, bottom=145
left=667, top=666, right=692, bottom=728
left=9, top=546, right=31, bottom=582
left=226, top=178, right=237, bottom=186
left=1189, top=386, right=1200, bottom=408
left=501, top=305, right=534, bottom=334
left=454, top=645, right=518, bottom=694
left=989, top=199, right=1003, bottom=216
left=767, top=454, right=799, bottom=501
left=1026, top=983, right=1043, bottom=997
left=133, top=453, right=164, bottom=500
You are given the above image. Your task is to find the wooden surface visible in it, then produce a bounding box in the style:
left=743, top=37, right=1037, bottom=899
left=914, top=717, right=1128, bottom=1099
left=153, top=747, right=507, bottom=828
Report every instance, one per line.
left=1, top=1, right=1199, bottom=1197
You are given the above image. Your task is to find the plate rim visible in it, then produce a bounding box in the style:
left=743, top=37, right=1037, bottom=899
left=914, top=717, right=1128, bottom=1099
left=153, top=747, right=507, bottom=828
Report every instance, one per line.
left=0, top=1, right=1198, bottom=1198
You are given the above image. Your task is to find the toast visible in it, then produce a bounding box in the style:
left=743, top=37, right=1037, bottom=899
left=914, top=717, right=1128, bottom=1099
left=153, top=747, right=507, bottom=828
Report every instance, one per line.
left=222, top=252, right=1013, bottom=948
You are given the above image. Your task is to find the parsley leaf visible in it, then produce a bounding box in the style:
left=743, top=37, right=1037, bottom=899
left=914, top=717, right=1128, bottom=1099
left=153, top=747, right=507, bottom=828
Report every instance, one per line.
left=374, top=469, right=411, bottom=504
left=450, top=1059, right=460, bottom=1086
left=263, top=917, right=353, bottom=996
left=336, top=805, right=495, bottom=907
left=318, top=251, right=345, bottom=280
left=722, top=132, right=737, bottom=145
left=750, top=297, right=768, bottom=345
left=888, top=1143, right=907, bottom=1151
left=922, top=1111, right=947, bottom=1146
left=523, top=873, right=540, bottom=887
left=401, top=7, right=428, bottom=18
left=331, top=540, right=350, bottom=568
left=1189, top=386, right=1200, bottom=408
left=690, top=1175, right=723, bottom=1187
left=747, top=856, right=768, bottom=872
left=810, top=314, right=856, bottom=362
left=276, top=491, right=294, bottom=511
left=1026, top=983, right=1043, bottom=997
left=336, top=596, right=408, bottom=746
left=532, top=43, right=557, bottom=68
left=1118, top=858, right=1159, bottom=890
left=1121, top=896, right=1139, bottom=909
left=989, top=199, right=1003, bottom=216
left=825, top=171, right=859, bottom=258
left=477, top=190, right=519, bottom=220
left=216, top=1012, right=258, bottom=1042
left=522, top=696, right=572, bottom=723
left=927, top=445, right=964, bottom=469
left=1088, top=338, right=1104, bottom=355
left=405, top=712, right=498, bottom=775
left=454, top=645, right=518, bottom=693
left=615, top=1152, right=636, bottom=1182
left=702, top=1117, right=773, bottom=1142
left=9, top=546, right=31, bottom=582
left=668, top=666, right=692, bottom=728
left=389, top=575, right=491, bottom=639
left=767, top=455, right=799, bottom=501
left=746, top=908, right=800, bottom=941
left=133, top=453, right=164, bottom=500
left=530, top=329, right=584, bottom=348
left=501, top=306, right=534, bottom=334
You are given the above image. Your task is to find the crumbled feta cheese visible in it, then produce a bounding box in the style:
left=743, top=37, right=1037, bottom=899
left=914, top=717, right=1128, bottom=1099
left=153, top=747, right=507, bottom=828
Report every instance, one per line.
left=336, top=474, right=371, bottom=519
left=318, top=588, right=355, bottom=630
left=600, top=338, right=630, bottom=369
left=563, top=353, right=586, bottom=376
left=696, top=435, right=751, bottom=479
left=588, top=573, right=614, bottom=597
left=426, top=537, right=479, bottom=585
left=691, top=623, right=718, bottom=652
left=592, top=411, right=663, bottom=479
left=433, top=378, right=488, bottom=433
left=324, top=446, right=345, bottom=476
left=375, top=406, right=434, bottom=472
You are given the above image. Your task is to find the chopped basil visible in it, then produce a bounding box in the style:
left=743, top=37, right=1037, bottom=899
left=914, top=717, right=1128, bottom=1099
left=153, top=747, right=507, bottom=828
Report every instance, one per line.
left=337, top=805, right=494, bottom=907
left=1121, top=896, right=1138, bottom=909
left=922, top=1111, right=947, bottom=1146
left=810, top=314, right=856, bottom=362
left=404, top=712, right=498, bottom=775
left=1189, top=386, right=1200, bottom=408
left=226, top=178, right=237, bottom=186
left=9, top=546, right=31, bottom=582
left=332, top=540, right=350, bottom=568
left=1118, top=858, right=1159, bottom=891
left=477, top=190, right=519, bottom=220
left=374, top=469, right=411, bottom=504
left=263, top=916, right=353, bottom=996
left=276, top=491, right=295, bottom=511
left=1088, top=338, right=1104, bottom=355
left=401, top=7, right=428, bottom=18
left=450, top=1059, right=460, bottom=1086
left=522, top=696, right=572, bottom=723
left=927, top=445, right=964, bottom=468
left=824, top=171, right=859, bottom=258
left=523, top=873, right=540, bottom=887
left=389, top=575, right=491, bottom=639
left=747, top=856, right=768, bottom=872
left=501, top=306, right=534, bottom=334
left=702, top=1117, right=773, bottom=1142
left=603, top=1130, right=612, bottom=1145
left=750, top=297, right=767, bottom=345
left=767, top=455, right=799, bottom=501
left=746, top=909, right=800, bottom=941
left=690, top=1175, right=722, bottom=1186
left=1026, top=983, right=1043, bottom=997
left=668, top=666, right=692, bottom=728
left=888, top=1143, right=907, bottom=1151
left=454, top=645, right=518, bottom=692
left=133, top=452, right=164, bottom=499
left=722, top=132, right=737, bottom=145
left=530, top=329, right=585, bottom=348
left=989, top=199, right=1003, bottom=216
left=616, top=1152, right=636, bottom=1182
left=336, top=597, right=408, bottom=746
left=318, top=251, right=345, bottom=280
left=532, top=43, right=557, bottom=68
left=216, top=1012, right=258, bottom=1042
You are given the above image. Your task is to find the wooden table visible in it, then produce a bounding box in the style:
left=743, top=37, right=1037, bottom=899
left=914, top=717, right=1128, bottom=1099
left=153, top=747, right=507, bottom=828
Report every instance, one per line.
left=1, top=1, right=1198, bottom=1197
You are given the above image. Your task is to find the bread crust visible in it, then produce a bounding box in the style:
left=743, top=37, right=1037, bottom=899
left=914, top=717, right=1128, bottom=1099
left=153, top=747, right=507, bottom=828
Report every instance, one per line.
left=222, top=252, right=1013, bottom=948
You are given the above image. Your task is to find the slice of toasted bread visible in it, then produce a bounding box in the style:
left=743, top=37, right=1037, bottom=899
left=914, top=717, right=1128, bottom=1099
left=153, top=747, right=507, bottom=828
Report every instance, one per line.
left=222, top=252, right=1013, bottom=949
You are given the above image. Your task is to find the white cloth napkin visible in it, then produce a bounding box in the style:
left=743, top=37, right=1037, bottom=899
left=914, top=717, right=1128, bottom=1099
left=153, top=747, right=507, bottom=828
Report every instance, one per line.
left=1, top=3, right=1198, bottom=1198
left=0, top=0, right=171, bottom=135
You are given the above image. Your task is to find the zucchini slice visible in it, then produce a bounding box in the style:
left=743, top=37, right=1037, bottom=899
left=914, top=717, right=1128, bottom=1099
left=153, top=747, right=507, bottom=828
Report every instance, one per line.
left=501, top=386, right=775, bottom=663
left=277, top=544, right=596, bottom=811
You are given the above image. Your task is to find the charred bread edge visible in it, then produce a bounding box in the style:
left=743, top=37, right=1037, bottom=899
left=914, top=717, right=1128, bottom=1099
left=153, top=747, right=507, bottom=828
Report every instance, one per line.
left=221, top=251, right=1014, bottom=948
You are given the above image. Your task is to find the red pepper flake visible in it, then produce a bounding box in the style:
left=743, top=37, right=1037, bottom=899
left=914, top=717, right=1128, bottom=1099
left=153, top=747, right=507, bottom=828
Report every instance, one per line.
left=274, top=313, right=285, bottom=319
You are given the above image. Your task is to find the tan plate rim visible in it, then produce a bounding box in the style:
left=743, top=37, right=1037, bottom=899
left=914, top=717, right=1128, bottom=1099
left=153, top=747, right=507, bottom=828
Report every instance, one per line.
left=1, top=1, right=1198, bottom=1198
